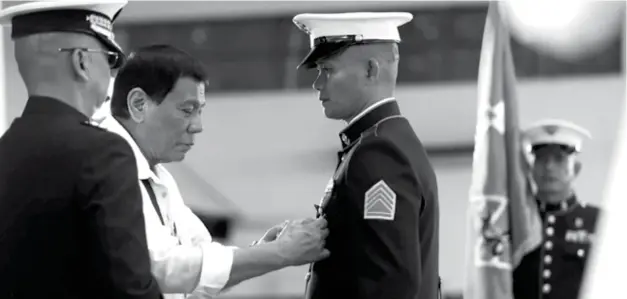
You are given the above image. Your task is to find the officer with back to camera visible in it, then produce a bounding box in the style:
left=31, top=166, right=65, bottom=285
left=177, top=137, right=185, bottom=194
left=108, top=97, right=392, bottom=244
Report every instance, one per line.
left=0, top=1, right=162, bottom=298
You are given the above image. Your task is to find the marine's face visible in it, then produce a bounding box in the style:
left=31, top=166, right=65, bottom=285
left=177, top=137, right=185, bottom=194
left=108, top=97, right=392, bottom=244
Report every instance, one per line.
left=531, top=144, right=578, bottom=194
left=312, top=53, right=367, bottom=120
left=140, top=77, right=205, bottom=164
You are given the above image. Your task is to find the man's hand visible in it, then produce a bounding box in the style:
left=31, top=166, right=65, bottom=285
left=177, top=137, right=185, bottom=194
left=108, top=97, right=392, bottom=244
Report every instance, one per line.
left=252, top=221, right=289, bottom=246
left=274, top=217, right=330, bottom=266
left=223, top=218, right=329, bottom=289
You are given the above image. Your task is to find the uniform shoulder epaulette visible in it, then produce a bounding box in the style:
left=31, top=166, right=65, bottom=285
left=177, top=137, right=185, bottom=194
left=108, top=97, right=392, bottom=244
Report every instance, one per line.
left=80, top=120, right=107, bottom=132
left=584, top=204, right=601, bottom=213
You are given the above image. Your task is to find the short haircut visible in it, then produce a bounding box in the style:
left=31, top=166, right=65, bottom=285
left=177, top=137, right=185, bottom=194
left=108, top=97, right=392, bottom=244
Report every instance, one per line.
left=110, top=44, right=209, bottom=119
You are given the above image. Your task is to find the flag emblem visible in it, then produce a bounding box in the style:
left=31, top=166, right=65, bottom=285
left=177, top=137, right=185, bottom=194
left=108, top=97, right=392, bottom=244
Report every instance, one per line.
left=364, top=180, right=396, bottom=221
left=471, top=195, right=512, bottom=270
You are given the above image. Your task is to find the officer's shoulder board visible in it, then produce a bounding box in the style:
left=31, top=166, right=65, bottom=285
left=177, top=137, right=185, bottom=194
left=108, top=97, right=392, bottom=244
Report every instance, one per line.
left=566, top=203, right=600, bottom=236
left=80, top=120, right=108, bottom=132
left=578, top=202, right=600, bottom=218
left=584, top=203, right=601, bottom=213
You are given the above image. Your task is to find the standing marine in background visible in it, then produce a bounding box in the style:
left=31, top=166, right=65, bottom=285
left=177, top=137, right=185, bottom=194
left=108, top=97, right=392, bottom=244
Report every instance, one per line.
left=514, top=119, right=600, bottom=299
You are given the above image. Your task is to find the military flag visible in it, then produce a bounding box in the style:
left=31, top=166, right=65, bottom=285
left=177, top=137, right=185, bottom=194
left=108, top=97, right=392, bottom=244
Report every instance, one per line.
left=463, top=3, right=543, bottom=299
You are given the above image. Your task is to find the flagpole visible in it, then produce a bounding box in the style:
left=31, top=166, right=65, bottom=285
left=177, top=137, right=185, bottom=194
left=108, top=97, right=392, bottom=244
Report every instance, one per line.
left=0, top=1, right=7, bottom=136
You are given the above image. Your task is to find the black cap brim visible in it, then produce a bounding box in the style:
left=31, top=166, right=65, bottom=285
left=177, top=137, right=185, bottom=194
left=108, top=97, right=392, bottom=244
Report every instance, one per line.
left=297, top=41, right=353, bottom=69
left=92, top=31, right=126, bottom=68
left=531, top=143, right=578, bottom=154
left=297, top=38, right=397, bottom=69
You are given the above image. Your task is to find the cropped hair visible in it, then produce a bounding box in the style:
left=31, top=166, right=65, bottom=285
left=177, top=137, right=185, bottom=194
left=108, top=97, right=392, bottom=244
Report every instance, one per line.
left=110, top=44, right=209, bottom=119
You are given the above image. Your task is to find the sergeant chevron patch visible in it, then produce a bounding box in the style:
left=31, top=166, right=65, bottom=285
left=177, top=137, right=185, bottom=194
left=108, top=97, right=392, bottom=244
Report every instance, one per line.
left=364, top=180, right=396, bottom=221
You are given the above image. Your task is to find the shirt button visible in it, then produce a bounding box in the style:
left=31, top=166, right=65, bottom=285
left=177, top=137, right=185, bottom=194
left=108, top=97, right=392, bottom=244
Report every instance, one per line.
left=544, top=255, right=552, bottom=264
left=544, top=241, right=553, bottom=250
left=543, top=269, right=551, bottom=279
left=543, top=284, right=551, bottom=294
left=161, top=192, right=168, bottom=197
left=547, top=215, right=556, bottom=224
left=546, top=227, right=554, bottom=236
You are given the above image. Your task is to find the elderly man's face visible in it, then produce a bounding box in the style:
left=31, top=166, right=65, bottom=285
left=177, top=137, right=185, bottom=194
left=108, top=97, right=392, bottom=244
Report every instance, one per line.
left=140, top=77, right=205, bottom=164
left=531, top=144, right=579, bottom=194
left=312, top=50, right=368, bottom=121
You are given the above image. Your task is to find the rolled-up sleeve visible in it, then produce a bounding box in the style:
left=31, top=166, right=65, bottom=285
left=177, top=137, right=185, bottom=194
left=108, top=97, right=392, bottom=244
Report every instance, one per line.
left=182, top=207, right=235, bottom=295
left=148, top=233, right=235, bottom=297
left=145, top=203, right=235, bottom=297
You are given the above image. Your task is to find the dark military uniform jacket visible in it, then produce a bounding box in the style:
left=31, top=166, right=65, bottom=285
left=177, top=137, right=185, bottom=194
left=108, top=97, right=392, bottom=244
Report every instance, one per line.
left=304, top=100, right=440, bottom=299
left=513, top=195, right=599, bottom=299
left=0, top=97, right=162, bottom=299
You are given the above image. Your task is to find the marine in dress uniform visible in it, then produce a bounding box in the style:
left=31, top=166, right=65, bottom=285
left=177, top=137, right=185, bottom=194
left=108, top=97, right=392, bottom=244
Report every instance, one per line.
left=0, top=2, right=161, bottom=298
left=293, top=13, right=440, bottom=299
left=513, top=119, right=598, bottom=299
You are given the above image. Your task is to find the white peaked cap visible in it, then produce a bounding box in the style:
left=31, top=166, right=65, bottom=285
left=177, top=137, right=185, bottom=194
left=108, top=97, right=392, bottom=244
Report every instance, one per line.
left=523, top=119, right=592, bottom=153
left=293, top=12, right=413, bottom=69
left=0, top=0, right=127, bottom=25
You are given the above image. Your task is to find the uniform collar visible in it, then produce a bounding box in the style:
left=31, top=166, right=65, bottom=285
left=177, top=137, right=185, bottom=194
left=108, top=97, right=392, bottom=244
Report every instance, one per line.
left=346, top=97, right=395, bottom=126
left=339, top=98, right=400, bottom=149
left=98, top=114, right=161, bottom=182
left=21, top=96, right=89, bottom=122
left=538, top=194, right=579, bottom=213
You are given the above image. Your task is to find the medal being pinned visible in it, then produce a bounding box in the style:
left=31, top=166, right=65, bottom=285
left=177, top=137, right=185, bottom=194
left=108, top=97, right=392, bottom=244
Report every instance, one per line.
left=316, top=178, right=335, bottom=217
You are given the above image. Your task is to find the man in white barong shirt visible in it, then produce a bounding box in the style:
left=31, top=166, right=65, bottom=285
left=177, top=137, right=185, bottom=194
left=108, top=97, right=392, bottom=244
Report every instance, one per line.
left=97, top=45, right=330, bottom=298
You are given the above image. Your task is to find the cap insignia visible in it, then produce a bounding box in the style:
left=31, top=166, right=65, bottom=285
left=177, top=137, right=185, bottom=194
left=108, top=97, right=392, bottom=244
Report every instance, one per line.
left=543, top=125, right=559, bottom=135
left=86, top=14, right=114, bottom=39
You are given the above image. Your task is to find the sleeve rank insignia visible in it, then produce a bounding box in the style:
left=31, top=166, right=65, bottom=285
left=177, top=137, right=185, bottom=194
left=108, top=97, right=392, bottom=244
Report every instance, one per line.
left=364, top=180, right=396, bottom=221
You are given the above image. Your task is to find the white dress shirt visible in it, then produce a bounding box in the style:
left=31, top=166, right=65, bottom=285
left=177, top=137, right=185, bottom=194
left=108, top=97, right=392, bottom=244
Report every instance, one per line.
left=99, top=115, right=235, bottom=299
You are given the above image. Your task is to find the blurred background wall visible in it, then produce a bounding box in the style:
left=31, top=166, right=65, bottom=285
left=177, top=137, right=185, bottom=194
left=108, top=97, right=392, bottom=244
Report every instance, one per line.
left=1, top=1, right=624, bottom=298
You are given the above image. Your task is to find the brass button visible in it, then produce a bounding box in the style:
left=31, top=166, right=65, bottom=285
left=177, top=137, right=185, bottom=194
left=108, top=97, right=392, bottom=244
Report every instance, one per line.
left=544, top=255, right=552, bottom=264
left=544, top=241, right=553, bottom=250
left=577, top=249, right=586, bottom=257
